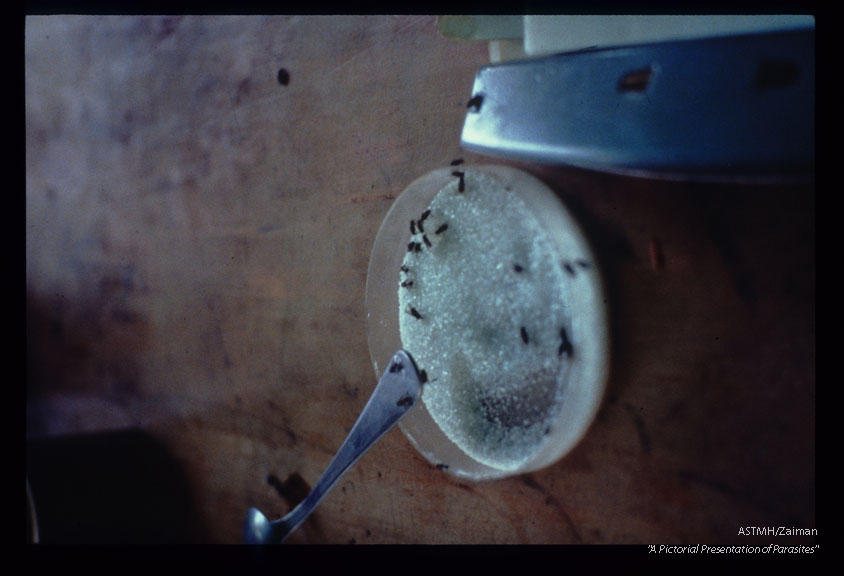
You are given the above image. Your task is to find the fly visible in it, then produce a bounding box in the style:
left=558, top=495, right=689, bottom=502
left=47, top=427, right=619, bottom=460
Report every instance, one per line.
left=452, top=170, right=465, bottom=192
left=558, top=327, right=573, bottom=357
left=467, top=93, right=484, bottom=112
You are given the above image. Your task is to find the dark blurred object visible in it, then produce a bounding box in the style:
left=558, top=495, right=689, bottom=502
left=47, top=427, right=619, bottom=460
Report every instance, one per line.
left=26, top=429, right=207, bottom=544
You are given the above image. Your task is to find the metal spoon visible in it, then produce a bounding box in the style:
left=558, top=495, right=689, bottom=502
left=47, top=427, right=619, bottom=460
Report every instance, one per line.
left=243, top=349, right=424, bottom=544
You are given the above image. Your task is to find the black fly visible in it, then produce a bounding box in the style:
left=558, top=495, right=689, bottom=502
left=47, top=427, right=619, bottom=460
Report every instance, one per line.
left=558, top=327, right=573, bottom=357
left=452, top=171, right=465, bottom=192
left=435, top=223, right=448, bottom=235
left=520, top=326, right=529, bottom=344
left=408, top=306, right=423, bottom=319
left=467, top=94, right=484, bottom=112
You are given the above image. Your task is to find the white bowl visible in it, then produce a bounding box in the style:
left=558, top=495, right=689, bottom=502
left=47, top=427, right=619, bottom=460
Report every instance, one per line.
left=365, top=164, right=609, bottom=481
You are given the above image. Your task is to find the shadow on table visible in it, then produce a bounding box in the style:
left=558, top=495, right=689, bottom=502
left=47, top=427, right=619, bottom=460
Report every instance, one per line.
left=27, top=429, right=210, bottom=544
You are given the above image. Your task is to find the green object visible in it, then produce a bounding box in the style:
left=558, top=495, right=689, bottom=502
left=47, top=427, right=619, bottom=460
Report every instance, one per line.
left=437, top=15, right=523, bottom=41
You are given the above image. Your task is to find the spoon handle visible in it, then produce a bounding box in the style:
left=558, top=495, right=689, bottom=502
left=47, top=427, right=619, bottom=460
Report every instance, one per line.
left=275, top=350, right=423, bottom=542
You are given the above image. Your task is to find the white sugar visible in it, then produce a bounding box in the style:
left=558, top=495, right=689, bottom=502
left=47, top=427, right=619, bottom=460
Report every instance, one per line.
left=398, top=170, right=572, bottom=471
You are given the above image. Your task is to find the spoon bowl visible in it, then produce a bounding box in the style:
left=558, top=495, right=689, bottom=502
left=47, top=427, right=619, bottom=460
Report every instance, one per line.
left=243, top=507, right=274, bottom=545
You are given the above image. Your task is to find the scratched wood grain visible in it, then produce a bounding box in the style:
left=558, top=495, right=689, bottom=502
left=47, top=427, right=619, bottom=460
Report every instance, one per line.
left=26, top=15, right=814, bottom=544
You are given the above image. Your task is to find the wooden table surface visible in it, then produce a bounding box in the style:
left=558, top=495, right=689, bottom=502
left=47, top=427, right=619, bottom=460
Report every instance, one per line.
left=25, top=15, right=815, bottom=545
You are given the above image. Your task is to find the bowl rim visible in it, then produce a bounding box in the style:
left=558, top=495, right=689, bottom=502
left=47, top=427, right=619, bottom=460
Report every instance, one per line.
left=365, top=163, right=610, bottom=481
